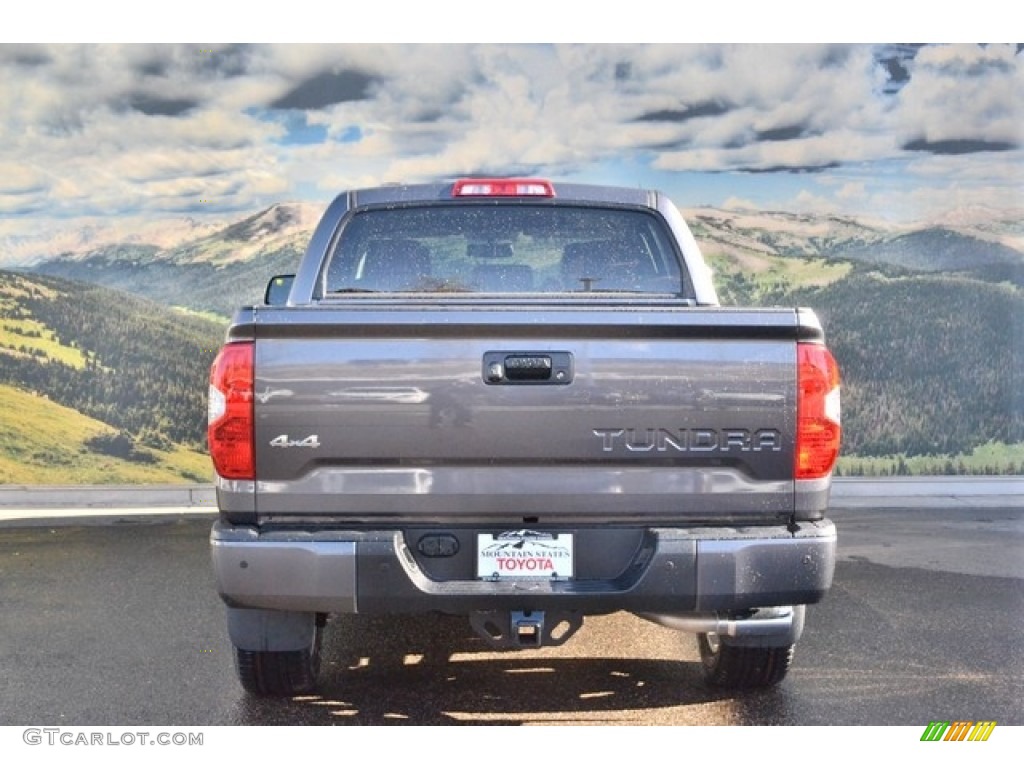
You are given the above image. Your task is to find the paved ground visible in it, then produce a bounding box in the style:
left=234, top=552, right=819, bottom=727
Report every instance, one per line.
left=0, top=496, right=1020, bottom=727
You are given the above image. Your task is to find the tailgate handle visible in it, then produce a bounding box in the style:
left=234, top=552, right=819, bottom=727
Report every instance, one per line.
left=483, top=352, right=573, bottom=385
left=506, top=355, right=552, bottom=380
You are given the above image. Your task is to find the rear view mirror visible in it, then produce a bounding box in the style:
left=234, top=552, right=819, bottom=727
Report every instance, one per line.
left=265, top=275, right=295, bottom=306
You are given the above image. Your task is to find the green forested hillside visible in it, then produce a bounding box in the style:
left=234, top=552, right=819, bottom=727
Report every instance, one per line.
left=788, top=269, right=1023, bottom=459
left=0, top=270, right=225, bottom=483
left=0, top=384, right=211, bottom=484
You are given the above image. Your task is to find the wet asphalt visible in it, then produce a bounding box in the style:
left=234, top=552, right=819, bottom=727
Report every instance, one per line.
left=0, top=504, right=1020, bottom=726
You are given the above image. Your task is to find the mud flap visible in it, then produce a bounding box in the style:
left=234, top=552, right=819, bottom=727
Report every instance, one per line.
left=226, top=607, right=318, bottom=652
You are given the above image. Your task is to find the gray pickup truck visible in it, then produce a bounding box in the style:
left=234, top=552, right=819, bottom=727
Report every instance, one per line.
left=208, top=178, right=841, bottom=696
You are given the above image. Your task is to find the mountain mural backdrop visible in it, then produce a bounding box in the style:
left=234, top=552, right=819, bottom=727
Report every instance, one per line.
left=2, top=203, right=1022, bottom=483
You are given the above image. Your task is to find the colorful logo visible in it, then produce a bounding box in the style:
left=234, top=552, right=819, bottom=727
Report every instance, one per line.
left=920, top=721, right=997, bottom=742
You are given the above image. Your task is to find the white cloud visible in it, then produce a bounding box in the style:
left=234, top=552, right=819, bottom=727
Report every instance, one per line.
left=895, top=43, right=1022, bottom=147
left=835, top=182, right=868, bottom=201
left=0, top=162, right=50, bottom=196
left=0, top=42, right=1021, bottom=260
left=721, top=196, right=761, bottom=211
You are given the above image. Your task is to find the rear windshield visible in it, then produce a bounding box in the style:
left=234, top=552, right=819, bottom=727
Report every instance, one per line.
left=321, top=204, right=689, bottom=297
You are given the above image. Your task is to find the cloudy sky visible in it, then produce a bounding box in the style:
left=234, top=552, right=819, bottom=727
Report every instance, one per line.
left=0, top=39, right=1021, bottom=263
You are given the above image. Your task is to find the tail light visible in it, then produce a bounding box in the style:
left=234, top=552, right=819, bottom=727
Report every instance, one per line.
left=795, top=343, right=841, bottom=480
left=208, top=342, right=254, bottom=480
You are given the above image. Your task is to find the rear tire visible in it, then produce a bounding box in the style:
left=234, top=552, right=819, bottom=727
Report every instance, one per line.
left=235, top=623, right=323, bottom=696
left=697, top=632, right=794, bottom=689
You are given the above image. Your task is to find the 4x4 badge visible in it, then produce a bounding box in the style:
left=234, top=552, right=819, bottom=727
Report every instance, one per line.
left=269, top=434, right=321, bottom=448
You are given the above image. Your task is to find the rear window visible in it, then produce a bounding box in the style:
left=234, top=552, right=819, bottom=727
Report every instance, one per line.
left=321, top=204, right=689, bottom=297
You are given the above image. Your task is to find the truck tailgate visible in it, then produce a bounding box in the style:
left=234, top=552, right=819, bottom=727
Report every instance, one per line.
left=247, top=304, right=815, bottom=524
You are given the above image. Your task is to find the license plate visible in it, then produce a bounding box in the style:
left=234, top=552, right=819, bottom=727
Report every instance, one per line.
left=477, top=530, right=574, bottom=581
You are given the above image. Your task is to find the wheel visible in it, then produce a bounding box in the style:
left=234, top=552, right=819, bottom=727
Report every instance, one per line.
left=234, top=622, right=323, bottom=696
left=697, top=632, right=794, bottom=689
